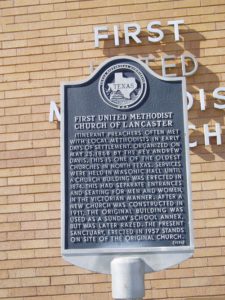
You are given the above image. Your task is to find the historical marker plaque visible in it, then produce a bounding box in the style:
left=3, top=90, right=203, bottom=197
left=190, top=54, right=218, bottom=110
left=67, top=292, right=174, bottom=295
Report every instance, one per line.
left=61, top=56, right=193, bottom=274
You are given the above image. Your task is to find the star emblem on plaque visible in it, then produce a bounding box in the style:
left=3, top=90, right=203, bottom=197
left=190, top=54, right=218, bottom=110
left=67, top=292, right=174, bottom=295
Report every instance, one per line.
left=99, top=63, right=147, bottom=110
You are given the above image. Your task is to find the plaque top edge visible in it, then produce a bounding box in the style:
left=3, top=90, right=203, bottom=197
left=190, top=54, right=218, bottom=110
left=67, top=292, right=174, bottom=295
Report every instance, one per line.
left=60, top=55, right=185, bottom=88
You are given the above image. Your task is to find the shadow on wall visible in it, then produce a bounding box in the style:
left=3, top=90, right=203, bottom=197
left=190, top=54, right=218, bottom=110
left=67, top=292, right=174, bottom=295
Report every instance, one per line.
left=99, top=26, right=224, bottom=161
left=102, top=26, right=219, bottom=89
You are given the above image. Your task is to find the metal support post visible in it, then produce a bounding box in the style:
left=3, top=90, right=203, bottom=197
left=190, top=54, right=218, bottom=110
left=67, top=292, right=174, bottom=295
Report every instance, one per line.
left=111, top=257, right=145, bottom=300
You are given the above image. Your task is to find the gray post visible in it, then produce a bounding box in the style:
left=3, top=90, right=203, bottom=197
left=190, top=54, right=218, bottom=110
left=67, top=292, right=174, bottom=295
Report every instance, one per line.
left=111, top=257, right=145, bottom=300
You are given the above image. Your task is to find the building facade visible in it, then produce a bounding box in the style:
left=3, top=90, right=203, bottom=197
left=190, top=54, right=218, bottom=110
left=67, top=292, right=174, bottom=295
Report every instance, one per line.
left=0, top=0, right=225, bottom=299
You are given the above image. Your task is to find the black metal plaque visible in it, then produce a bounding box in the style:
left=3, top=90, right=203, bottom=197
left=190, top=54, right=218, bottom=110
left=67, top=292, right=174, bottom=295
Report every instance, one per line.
left=61, top=57, right=192, bottom=252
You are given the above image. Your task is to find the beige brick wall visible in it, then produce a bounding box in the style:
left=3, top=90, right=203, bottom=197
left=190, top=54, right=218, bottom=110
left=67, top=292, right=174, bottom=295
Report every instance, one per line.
left=0, top=0, right=225, bottom=299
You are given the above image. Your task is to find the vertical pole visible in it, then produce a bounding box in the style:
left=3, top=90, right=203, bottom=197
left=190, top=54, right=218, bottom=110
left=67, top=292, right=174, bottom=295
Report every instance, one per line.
left=111, top=257, right=145, bottom=300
